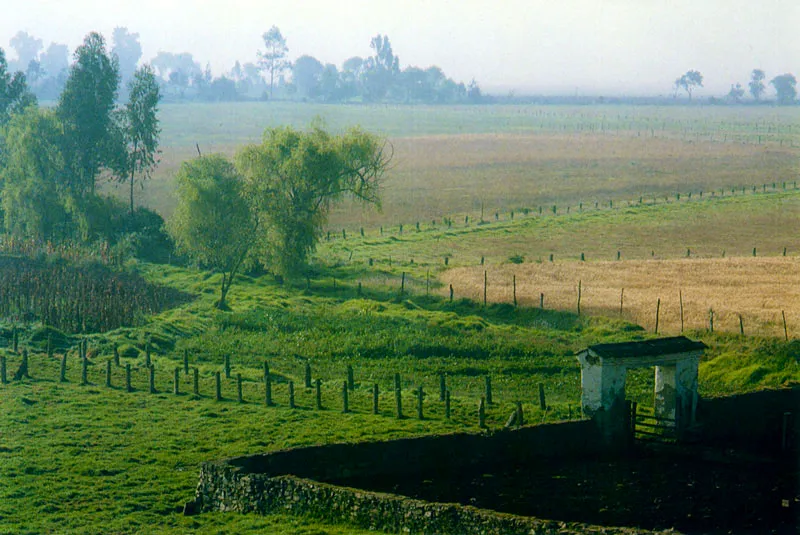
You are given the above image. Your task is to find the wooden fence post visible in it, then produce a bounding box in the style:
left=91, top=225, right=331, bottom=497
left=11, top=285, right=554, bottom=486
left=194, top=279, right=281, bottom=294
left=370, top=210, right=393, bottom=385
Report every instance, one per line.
left=193, top=368, right=199, bottom=396
left=782, top=310, right=789, bottom=341
left=106, top=360, right=112, bottom=388
left=20, top=350, right=29, bottom=379
left=445, top=390, right=451, bottom=420
left=342, top=381, right=349, bottom=413
left=60, top=353, right=67, bottom=383
left=782, top=412, right=792, bottom=451
left=483, top=271, right=487, bottom=306
left=125, top=363, right=132, bottom=392
left=81, top=354, right=88, bottom=386
left=439, top=372, right=446, bottom=402
left=288, top=380, right=295, bottom=409
left=516, top=401, right=525, bottom=426
left=619, top=288, right=624, bottom=316
left=113, top=345, right=120, bottom=367
left=513, top=275, right=517, bottom=307
left=449, top=284, right=454, bottom=302
left=679, top=290, right=684, bottom=333
left=237, top=374, right=243, bottom=403
left=538, top=383, right=547, bottom=411
left=215, top=371, right=222, bottom=401
left=346, top=365, right=354, bottom=391
left=173, top=367, right=180, bottom=395
left=478, top=397, right=486, bottom=428
left=0, top=355, right=6, bottom=384
left=224, top=354, right=231, bottom=379
left=400, top=272, right=405, bottom=296
left=484, top=375, right=493, bottom=405
left=394, top=373, right=403, bottom=419
left=577, top=280, right=582, bottom=316
left=304, top=361, right=312, bottom=388
left=315, top=379, right=322, bottom=410
left=145, top=340, right=151, bottom=368
left=264, top=361, right=273, bottom=406
left=372, top=384, right=379, bottom=414
left=417, top=386, right=424, bottom=420
left=149, top=365, right=156, bottom=394
left=654, top=298, right=661, bottom=334
left=739, top=314, right=745, bottom=336
left=540, top=293, right=544, bottom=309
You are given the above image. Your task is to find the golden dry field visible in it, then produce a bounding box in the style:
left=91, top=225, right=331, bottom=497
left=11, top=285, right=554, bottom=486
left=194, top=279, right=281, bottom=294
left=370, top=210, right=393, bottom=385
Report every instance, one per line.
left=441, top=256, right=800, bottom=338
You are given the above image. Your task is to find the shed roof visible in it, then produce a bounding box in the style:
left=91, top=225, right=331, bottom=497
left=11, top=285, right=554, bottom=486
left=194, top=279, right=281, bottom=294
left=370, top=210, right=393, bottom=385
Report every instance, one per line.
left=581, top=336, right=706, bottom=359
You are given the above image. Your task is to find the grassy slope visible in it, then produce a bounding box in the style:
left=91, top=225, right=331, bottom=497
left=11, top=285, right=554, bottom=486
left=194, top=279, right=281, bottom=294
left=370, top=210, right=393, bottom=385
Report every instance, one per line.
left=1, top=263, right=651, bottom=534
left=3, top=215, right=799, bottom=533
left=6, top=103, right=799, bottom=533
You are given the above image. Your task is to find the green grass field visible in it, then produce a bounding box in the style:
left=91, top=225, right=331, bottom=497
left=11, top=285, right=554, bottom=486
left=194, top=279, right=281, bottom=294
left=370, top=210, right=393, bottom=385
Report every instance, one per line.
left=7, top=101, right=800, bottom=534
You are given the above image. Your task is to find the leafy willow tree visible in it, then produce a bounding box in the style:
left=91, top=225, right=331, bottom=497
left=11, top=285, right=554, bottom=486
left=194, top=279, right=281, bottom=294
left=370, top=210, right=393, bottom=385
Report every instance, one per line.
left=118, top=64, right=161, bottom=216
left=258, top=26, right=290, bottom=99
left=236, top=124, right=391, bottom=276
left=57, top=32, right=120, bottom=196
left=749, top=69, right=766, bottom=101
left=770, top=74, right=797, bottom=105
left=1, top=108, right=66, bottom=241
left=169, top=155, right=256, bottom=309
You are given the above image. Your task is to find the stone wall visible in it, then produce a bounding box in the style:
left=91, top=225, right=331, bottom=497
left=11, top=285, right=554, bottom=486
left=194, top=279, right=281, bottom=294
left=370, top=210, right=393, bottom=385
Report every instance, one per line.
left=698, top=386, right=800, bottom=452
left=192, top=420, right=663, bottom=534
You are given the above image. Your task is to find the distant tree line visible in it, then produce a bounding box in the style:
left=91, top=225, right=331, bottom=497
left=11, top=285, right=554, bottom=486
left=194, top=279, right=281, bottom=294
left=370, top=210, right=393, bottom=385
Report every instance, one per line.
left=5, top=26, right=480, bottom=105
left=673, top=68, right=797, bottom=105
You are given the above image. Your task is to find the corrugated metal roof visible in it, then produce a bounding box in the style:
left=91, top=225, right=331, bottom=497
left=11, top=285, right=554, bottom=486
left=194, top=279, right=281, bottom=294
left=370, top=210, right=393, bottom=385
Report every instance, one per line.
left=581, top=336, right=706, bottom=359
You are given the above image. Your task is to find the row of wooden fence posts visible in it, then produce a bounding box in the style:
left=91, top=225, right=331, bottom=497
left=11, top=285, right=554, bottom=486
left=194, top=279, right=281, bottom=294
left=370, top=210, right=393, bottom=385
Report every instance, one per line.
left=327, top=180, right=799, bottom=248
left=1, top=349, right=562, bottom=429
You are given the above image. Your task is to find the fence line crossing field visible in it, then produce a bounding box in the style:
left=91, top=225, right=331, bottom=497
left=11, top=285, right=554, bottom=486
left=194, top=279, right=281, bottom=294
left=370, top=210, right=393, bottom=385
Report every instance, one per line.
left=442, top=256, right=800, bottom=339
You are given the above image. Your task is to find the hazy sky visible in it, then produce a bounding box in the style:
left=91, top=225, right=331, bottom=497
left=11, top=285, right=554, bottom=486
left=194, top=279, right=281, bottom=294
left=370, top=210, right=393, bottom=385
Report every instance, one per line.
left=2, top=0, right=797, bottom=96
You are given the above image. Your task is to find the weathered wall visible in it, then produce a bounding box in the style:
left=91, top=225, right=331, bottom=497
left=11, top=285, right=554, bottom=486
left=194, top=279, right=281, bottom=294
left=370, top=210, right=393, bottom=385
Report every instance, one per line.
left=223, top=420, right=610, bottom=483
left=698, top=386, right=800, bottom=452
left=192, top=420, right=664, bottom=534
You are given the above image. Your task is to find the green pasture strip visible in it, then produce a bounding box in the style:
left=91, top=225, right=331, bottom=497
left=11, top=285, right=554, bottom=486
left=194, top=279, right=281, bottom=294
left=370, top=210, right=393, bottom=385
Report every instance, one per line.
left=318, top=189, right=800, bottom=278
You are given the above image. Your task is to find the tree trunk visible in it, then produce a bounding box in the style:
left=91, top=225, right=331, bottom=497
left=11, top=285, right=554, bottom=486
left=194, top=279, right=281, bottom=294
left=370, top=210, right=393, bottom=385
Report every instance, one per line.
left=218, top=274, right=229, bottom=310
left=130, top=168, right=135, bottom=218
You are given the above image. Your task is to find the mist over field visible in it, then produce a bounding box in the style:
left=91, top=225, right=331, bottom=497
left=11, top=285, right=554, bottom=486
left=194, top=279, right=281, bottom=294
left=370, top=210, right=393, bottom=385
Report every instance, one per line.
left=2, top=0, right=797, bottom=97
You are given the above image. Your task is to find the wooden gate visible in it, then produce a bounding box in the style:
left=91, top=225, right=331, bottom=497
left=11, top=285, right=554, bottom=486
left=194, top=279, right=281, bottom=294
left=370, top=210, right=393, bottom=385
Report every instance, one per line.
left=628, top=402, right=678, bottom=444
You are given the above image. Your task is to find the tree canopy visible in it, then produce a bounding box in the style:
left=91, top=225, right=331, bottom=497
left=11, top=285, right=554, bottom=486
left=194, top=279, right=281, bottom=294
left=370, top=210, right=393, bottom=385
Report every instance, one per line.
left=770, top=74, right=797, bottom=105
left=56, top=32, right=120, bottom=196
left=0, top=47, right=36, bottom=125
left=118, top=64, right=161, bottom=216
left=236, top=124, right=391, bottom=277
left=168, top=155, right=256, bottom=309
left=749, top=69, right=766, bottom=101
left=674, top=70, right=703, bottom=100
left=258, top=26, right=290, bottom=99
